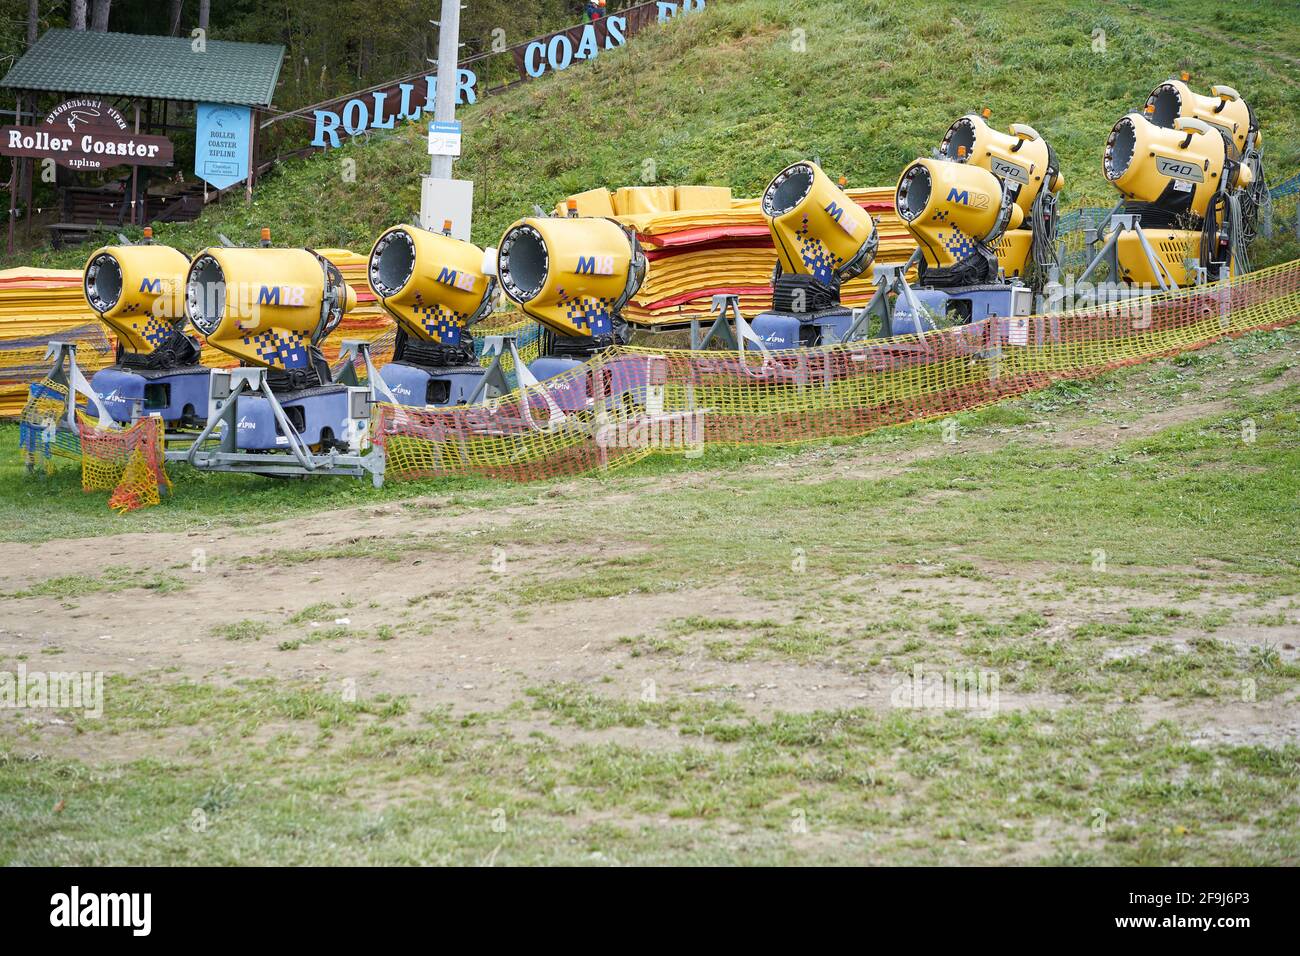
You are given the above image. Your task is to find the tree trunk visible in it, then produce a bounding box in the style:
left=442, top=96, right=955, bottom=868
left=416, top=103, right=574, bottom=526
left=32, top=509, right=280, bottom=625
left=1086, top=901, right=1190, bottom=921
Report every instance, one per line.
left=199, top=0, right=210, bottom=31
left=26, top=0, right=38, bottom=46
left=71, top=0, right=87, bottom=30
left=168, top=0, right=183, bottom=35
left=90, top=0, right=110, bottom=31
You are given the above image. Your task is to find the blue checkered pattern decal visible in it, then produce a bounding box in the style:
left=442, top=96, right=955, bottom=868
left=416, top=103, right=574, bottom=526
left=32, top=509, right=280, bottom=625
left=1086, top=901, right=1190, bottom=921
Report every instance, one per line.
left=141, top=316, right=174, bottom=347
left=410, top=292, right=466, bottom=345
left=941, top=229, right=977, bottom=261
left=556, top=287, right=612, bottom=336
left=795, top=215, right=844, bottom=284
left=115, top=305, right=173, bottom=349
left=242, top=329, right=308, bottom=369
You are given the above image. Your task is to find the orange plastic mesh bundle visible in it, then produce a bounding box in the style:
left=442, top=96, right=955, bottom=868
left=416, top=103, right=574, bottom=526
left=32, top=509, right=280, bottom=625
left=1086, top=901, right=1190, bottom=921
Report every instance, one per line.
left=78, top=415, right=171, bottom=513
left=376, top=259, right=1300, bottom=482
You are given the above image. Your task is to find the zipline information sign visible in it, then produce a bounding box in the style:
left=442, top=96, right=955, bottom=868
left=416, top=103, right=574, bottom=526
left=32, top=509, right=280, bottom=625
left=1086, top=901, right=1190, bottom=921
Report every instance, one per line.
left=194, top=103, right=252, bottom=190
left=427, top=120, right=463, bottom=157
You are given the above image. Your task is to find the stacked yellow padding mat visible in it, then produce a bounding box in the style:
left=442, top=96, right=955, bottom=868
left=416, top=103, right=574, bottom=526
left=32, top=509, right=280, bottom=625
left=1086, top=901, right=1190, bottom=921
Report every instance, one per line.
left=556, top=184, right=918, bottom=326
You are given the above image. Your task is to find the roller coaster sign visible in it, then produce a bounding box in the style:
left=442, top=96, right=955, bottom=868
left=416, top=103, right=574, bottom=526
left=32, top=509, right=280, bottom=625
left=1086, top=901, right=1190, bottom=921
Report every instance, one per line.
left=309, top=1, right=704, bottom=149
left=514, top=0, right=706, bottom=81
left=0, top=97, right=173, bottom=170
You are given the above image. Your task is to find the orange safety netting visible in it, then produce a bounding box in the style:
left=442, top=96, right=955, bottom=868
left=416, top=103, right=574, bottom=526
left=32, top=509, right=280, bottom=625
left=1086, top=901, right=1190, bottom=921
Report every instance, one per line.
left=375, top=259, right=1300, bottom=482
left=78, top=415, right=171, bottom=513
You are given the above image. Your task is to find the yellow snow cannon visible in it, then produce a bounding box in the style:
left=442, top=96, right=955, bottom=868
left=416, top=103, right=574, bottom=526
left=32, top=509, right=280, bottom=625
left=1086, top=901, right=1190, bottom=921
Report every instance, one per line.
left=84, top=240, right=191, bottom=359
left=1101, top=109, right=1250, bottom=285
left=1144, top=73, right=1266, bottom=245
left=497, top=215, right=645, bottom=379
left=763, top=161, right=878, bottom=285
left=367, top=224, right=498, bottom=406
left=938, top=111, right=1064, bottom=279
left=80, top=233, right=209, bottom=426
left=185, top=244, right=355, bottom=382
left=744, top=161, right=879, bottom=347
left=895, top=156, right=1023, bottom=286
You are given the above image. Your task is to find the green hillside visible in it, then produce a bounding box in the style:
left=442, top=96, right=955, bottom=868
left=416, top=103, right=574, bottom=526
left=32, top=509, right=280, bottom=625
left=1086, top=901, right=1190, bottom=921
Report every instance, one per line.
left=7, top=0, right=1300, bottom=269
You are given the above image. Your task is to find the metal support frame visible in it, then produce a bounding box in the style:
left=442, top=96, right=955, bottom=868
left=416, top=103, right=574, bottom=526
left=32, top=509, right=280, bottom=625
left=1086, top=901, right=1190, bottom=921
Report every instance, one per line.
left=691, top=294, right=773, bottom=360
left=1082, top=199, right=1125, bottom=259
left=183, top=367, right=383, bottom=486
left=1076, top=213, right=1178, bottom=292
left=467, top=334, right=567, bottom=432
left=39, top=341, right=116, bottom=428
left=693, top=294, right=741, bottom=350
left=846, top=254, right=937, bottom=340
left=42, top=341, right=85, bottom=429
left=336, top=338, right=403, bottom=405
left=467, top=335, right=532, bottom=405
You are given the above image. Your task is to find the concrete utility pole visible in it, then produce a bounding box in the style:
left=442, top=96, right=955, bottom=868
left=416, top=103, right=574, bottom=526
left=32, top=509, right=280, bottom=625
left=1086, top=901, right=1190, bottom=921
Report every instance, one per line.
left=429, top=0, right=462, bottom=181
left=419, top=0, right=473, bottom=240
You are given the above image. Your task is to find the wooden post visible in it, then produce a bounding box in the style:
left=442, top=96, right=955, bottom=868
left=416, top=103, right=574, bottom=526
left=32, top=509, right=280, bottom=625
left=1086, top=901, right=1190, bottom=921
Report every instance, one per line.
left=16, top=96, right=28, bottom=241
left=21, top=96, right=33, bottom=241
left=7, top=95, right=17, bottom=254
left=245, top=108, right=257, bottom=203
left=131, top=103, right=141, bottom=226
left=23, top=156, right=33, bottom=241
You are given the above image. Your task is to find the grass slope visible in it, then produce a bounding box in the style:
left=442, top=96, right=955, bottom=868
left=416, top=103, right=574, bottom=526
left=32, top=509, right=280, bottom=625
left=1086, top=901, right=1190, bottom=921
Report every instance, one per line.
left=5, top=0, right=1298, bottom=270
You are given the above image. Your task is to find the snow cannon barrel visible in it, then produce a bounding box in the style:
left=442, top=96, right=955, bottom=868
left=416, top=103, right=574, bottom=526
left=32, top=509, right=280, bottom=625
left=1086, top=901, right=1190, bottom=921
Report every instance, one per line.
left=368, top=225, right=496, bottom=349
left=83, top=244, right=191, bottom=356
left=761, top=161, right=878, bottom=284
left=895, top=157, right=1023, bottom=279
left=496, top=216, right=645, bottom=343
left=184, top=247, right=355, bottom=371
left=939, top=113, right=1064, bottom=216
left=1103, top=111, right=1246, bottom=220
left=1145, top=77, right=1258, bottom=159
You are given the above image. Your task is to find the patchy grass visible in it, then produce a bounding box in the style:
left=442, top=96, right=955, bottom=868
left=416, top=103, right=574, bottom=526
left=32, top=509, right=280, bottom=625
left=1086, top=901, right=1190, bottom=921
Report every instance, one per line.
left=211, top=620, right=272, bottom=643
left=6, top=568, right=186, bottom=600
left=1, top=674, right=1295, bottom=865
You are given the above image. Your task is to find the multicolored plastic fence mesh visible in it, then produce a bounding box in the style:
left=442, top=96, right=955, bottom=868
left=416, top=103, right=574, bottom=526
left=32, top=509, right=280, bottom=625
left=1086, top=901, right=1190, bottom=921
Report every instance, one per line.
left=376, top=259, right=1300, bottom=482
left=18, top=379, right=80, bottom=474
left=77, top=415, right=171, bottom=513
left=329, top=317, right=544, bottom=390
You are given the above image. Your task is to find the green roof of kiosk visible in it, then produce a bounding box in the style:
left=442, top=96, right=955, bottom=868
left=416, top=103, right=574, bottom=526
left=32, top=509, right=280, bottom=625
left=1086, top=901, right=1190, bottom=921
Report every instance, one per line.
left=1, top=29, right=284, bottom=107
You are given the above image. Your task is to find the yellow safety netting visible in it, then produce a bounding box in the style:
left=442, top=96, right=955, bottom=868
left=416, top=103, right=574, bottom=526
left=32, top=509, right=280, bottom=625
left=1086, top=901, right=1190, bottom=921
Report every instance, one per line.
left=375, top=258, right=1300, bottom=483
left=78, top=414, right=171, bottom=513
